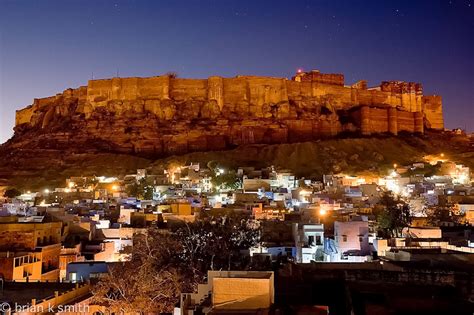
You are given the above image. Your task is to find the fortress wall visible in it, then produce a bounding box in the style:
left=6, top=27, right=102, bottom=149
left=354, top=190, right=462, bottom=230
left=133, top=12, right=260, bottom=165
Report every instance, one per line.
left=137, top=76, right=169, bottom=100
left=311, top=84, right=352, bottom=109
left=115, top=77, right=139, bottom=100
left=35, top=96, right=57, bottom=109
left=414, top=111, right=424, bottom=133
left=423, top=95, right=444, bottom=130
left=388, top=107, right=398, bottom=135
left=358, top=106, right=421, bottom=135
left=297, top=72, right=344, bottom=86
left=67, top=86, right=88, bottom=104
left=170, top=78, right=207, bottom=101
left=87, top=79, right=113, bottom=106
left=87, top=77, right=170, bottom=104
left=302, top=81, right=421, bottom=111
left=16, top=86, right=87, bottom=126
left=16, top=106, right=35, bottom=126
left=369, top=90, right=391, bottom=106
left=287, top=81, right=313, bottom=98
left=319, top=118, right=341, bottom=136
left=351, top=80, right=367, bottom=90
left=247, top=77, right=288, bottom=108
left=352, top=89, right=372, bottom=105
left=223, top=77, right=248, bottom=104
left=397, top=111, right=416, bottom=132
left=62, top=86, right=87, bottom=100
left=14, top=74, right=443, bottom=136
left=400, top=93, right=422, bottom=112
left=368, top=108, right=389, bottom=133
left=66, top=76, right=429, bottom=113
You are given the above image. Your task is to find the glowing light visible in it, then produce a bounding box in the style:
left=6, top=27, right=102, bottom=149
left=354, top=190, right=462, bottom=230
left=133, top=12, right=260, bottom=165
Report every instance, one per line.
left=112, top=185, right=119, bottom=191
left=297, top=68, right=303, bottom=73
left=98, top=176, right=118, bottom=183
left=393, top=163, right=397, bottom=169
left=68, top=182, right=75, bottom=188
left=319, top=209, right=327, bottom=216
left=44, top=189, right=50, bottom=194
left=440, top=153, right=444, bottom=157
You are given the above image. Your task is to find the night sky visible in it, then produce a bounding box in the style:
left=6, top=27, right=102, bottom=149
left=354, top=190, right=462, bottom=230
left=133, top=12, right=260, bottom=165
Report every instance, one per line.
left=0, top=0, right=473, bottom=143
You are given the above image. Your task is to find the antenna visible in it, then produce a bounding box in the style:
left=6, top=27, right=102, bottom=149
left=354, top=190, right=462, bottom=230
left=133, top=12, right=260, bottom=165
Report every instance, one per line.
left=91, top=72, right=94, bottom=80
left=116, top=68, right=119, bottom=78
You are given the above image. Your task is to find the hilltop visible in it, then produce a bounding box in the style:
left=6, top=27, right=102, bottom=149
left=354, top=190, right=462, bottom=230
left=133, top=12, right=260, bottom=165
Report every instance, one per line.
left=0, top=71, right=455, bottom=189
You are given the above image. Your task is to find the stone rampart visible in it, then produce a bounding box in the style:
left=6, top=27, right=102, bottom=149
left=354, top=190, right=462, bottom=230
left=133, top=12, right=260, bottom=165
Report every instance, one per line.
left=12, top=70, right=444, bottom=157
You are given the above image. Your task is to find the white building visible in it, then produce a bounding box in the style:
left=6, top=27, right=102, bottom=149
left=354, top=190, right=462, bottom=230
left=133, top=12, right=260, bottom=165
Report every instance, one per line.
left=293, top=223, right=324, bottom=263
left=331, top=219, right=370, bottom=262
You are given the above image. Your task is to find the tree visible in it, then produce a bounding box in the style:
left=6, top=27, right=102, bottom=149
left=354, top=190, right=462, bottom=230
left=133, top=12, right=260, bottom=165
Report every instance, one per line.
left=92, top=214, right=261, bottom=313
left=175, top=211, right=260, bottom=272
left=376, top=192, right=411, bottom=237
left=165, top=71, right=178, bottom=79
left=210, top=170, right=241, bottom=191
left=4, top=188, right=21, bottom=199
left=92, top=231, right=189, bottom=314
left=126, top=177, right=154, bottom=200
left=207, top=160, right=218, bottom=172
left=427, top=206, right=457, bottom=226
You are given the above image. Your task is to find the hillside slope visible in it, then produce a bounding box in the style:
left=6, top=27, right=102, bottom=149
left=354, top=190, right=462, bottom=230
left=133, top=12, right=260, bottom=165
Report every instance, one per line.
left=0, top=131, right=471, bottom=190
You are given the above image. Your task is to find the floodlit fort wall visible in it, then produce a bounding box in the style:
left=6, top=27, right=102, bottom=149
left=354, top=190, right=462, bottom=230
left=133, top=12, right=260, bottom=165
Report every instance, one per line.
left=14, top=70, right=444, bottom=156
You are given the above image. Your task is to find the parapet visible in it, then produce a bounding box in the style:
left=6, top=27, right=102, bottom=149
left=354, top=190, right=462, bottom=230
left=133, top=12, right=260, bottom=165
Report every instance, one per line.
left=351, top=80, right=368, bottom=90
left=292, top=69, right=344, bottom=86
left=380, top=81, right=423, bottom=94
left=13, top=71, right=444, bottom=136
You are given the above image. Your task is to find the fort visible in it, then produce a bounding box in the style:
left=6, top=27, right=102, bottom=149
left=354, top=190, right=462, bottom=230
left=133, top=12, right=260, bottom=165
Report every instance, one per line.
left=13, top=70, right=444, bottom=157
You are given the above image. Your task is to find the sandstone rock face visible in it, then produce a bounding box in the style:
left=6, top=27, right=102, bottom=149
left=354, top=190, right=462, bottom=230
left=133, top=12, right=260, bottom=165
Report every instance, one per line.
left=12, top=71, right=444, bottom=156
left=1, top=70, right=444, bottom=187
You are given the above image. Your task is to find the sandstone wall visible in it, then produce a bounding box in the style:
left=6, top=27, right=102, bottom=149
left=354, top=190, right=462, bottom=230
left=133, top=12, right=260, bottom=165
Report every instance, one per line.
left=359, top=106, right=423, bottom=135
left=16, top=106, right=35, bottom=125
left=423, top=95, right=444, bottom=130
left=23, top=76, right=431, bottom=117
left=12, top=72, right=443, bottom=158
left=16, top=75, right=443, bottom=127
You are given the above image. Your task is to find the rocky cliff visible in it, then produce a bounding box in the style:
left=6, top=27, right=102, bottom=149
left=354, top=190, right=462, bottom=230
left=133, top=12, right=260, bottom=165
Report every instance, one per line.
left=0, top=70, right=448, bottom=188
